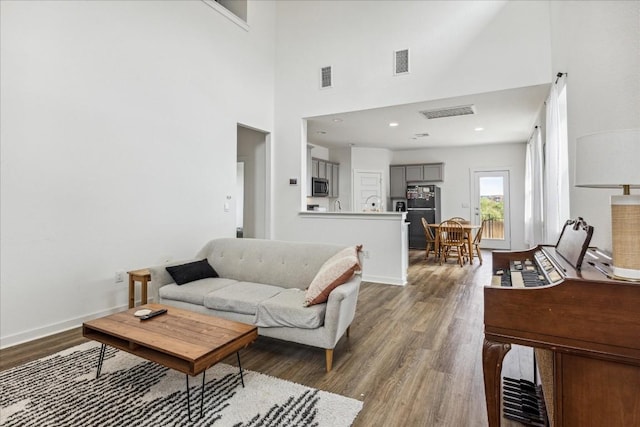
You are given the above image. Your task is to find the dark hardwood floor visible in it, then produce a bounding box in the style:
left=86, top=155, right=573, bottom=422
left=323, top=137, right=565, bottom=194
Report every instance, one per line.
left=0, top=249, right=532, bottom=426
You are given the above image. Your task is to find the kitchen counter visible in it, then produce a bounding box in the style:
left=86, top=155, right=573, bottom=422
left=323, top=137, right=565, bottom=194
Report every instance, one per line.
left=300, top=211, right=406, bottom=218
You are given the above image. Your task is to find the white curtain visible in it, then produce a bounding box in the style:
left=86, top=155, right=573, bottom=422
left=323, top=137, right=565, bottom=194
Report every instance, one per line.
left=524, top=126, right=544, bottom=247
left=544, top=82, right=571, bottom=244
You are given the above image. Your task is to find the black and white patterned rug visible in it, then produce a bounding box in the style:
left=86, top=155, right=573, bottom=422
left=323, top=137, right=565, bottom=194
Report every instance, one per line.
left=0, top=342, right=362, bottom=426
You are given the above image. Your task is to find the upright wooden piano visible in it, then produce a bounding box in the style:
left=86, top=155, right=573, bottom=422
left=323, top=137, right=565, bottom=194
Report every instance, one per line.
left=483, top=219, right=640, bottom=426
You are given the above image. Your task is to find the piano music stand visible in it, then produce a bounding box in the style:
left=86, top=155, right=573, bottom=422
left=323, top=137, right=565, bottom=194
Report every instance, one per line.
left=555, top=217, right=593, bottom=270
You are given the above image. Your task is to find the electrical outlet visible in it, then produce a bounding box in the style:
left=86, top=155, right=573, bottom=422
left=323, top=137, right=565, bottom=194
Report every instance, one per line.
left=115, top=271, right=125, bottom=283
left=363, top=250, right=370, bottom=259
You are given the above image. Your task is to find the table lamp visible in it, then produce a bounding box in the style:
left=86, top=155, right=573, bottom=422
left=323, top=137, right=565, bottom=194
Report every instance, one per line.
left=575, top=129, right=640, bottom=280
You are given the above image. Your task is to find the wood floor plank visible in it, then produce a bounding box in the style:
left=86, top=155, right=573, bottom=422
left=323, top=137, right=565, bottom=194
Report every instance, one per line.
left=0, top=249, right=529, bottom=426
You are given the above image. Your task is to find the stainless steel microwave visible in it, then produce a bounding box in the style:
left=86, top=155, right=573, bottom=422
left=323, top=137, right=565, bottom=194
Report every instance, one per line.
left=312, top=178, right=329, bottom=197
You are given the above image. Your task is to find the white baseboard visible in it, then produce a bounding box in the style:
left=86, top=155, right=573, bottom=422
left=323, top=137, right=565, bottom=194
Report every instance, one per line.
left=362, top=274, right=406, bottom=286
left=0, top=299, right=154, bottom=350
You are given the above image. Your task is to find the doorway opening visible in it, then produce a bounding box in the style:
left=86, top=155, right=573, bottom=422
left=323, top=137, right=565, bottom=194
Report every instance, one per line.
left=237, top=125, right=269, bottom=239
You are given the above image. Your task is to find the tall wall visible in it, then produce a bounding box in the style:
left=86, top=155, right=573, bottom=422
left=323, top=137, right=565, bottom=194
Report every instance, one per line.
left=550, top=1, right=640, bottom=250
left=0, top=0, right=276, bottom=346
left=272, top=0, right=553, bottom=242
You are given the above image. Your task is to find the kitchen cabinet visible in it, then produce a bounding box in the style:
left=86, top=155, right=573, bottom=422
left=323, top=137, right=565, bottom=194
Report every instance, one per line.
left=423, top=163, right=444, bottom=181
left=312, top=159, right=328, bottom=179
left=391, top=162, right=444, bottom=184
left=330, top=163, right=339, bottom=197
left=390, top=166, right=406, bottom=198
left=405, top=165, right=423, bottom=182
left=318, top=160, right=327, bottom=179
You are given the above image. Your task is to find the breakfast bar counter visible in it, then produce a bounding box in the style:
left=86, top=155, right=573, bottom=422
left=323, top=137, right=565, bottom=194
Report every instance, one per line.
left=298, top=211, right=408, bottom=285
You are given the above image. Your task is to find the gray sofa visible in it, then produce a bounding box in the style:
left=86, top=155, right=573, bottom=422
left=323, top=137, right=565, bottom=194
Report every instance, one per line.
left=148, top=238, right=362, bottom=372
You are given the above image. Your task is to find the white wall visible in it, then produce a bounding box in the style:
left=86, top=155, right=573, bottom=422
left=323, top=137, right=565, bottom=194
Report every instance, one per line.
left=272, top=0, right=552, bottom=243
left=550, top=1, right=640, bottom=251
left=0, top=1, right=276, bottom=346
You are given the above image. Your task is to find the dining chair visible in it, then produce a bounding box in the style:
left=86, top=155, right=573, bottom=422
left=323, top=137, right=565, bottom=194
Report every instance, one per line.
left=421, top=217, right=437, bottom=260
left=449, top=217, right=470, bottom=224
left=450, top=217, right=472, bottom=250
left=470, top=219, right=487, bottom=265
left=438, top=220, right=467, bottom=267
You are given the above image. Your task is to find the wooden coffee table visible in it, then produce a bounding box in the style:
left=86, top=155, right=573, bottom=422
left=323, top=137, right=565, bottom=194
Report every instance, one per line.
left=82, top=304, right=257, bottom=420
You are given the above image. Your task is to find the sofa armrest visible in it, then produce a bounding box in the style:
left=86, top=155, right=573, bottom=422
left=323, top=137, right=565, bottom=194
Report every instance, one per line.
left=326, top=276, right=360, bottom=302
left=323, top=275, right=361, bottom=347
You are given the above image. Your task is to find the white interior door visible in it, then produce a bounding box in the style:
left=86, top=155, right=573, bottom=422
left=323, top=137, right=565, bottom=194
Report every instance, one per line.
left=472, top=169, right=511, bottom=250
left=353, top=170, right=383, bottom=212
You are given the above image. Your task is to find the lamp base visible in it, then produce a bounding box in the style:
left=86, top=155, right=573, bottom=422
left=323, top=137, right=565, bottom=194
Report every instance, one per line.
left=611, top=195, right=640, bottom=280
left=612, top=266, right=640, bottom=280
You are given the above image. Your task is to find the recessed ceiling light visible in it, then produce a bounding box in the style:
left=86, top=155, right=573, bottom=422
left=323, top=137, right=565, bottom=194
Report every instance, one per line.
left=474, top=127, right=484, bottom=132
left=332, top=118, right=343, bottom=123
left=389, top=122, right=399, bottom=127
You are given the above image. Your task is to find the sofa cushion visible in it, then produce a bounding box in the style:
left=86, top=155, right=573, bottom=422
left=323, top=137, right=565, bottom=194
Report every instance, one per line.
left=255, top=288, right=326, bottom=329
left=204, top=282, right=284, bottom=315
left=305, top=245, right=362, bottom=306
left=160, top=278, right=237, bottom=305
left=166, top=259, right=218, bottom=285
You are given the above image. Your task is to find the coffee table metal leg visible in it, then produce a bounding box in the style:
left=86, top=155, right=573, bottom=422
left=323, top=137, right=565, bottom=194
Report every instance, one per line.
left=237, top=352, right=245, bottom=387
left=96, top=344, right=106, bottom=379
left=186, top=375, right=192, bottom=421
left=186, top=372, right=207, bottom=421
left=200, top=370, right=206, bottom=417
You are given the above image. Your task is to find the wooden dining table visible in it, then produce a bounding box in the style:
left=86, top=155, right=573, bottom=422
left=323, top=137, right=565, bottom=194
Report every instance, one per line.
left=428, top=223, right=481, bottom=264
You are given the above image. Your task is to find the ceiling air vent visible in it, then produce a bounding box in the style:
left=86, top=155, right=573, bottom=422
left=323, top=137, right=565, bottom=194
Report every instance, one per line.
left=419, top=104, right=476, bottom=119
left=321, top=66, right=333, bottom=89
left=394, top=49, right=410, bottom=75
left=414, top=133, right=430, bottom=138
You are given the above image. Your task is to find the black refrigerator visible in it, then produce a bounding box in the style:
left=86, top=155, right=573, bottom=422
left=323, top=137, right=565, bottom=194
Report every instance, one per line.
left=406, top=185, right=441, bottom=249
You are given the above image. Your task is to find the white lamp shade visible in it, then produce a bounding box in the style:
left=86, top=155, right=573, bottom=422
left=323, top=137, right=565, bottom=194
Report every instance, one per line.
left=575, top=129, right=640, bottom=189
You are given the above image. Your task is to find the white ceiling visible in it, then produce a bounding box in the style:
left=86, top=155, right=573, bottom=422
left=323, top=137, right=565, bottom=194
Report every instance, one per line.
left=306, top=84, right=550, bottom=151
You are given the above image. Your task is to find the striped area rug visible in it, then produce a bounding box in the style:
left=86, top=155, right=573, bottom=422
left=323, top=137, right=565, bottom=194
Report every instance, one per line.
left=0, top=342, right=362, bottom=426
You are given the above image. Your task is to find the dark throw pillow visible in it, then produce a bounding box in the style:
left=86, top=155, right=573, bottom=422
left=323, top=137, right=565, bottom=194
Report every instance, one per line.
left=165, top=259, right=218, bottom=285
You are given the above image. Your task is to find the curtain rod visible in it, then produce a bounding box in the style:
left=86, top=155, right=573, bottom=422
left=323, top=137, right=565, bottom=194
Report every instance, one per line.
left=555, top=72, right=566, bottom=84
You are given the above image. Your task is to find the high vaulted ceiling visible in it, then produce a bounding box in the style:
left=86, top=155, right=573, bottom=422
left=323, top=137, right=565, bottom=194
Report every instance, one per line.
left=306, top=84, right=550, bottom=151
